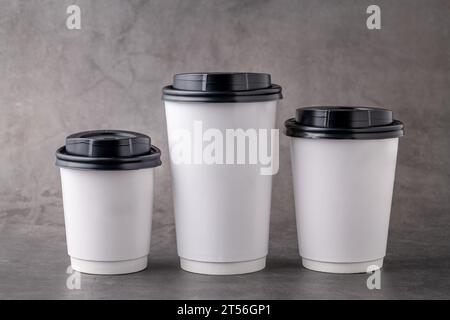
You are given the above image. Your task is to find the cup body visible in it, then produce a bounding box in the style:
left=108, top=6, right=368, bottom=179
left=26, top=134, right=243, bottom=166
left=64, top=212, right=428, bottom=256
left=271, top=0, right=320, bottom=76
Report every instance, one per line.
left=290, top=137, right=399, bottom=273
left=60, top=168, right=155, bottom=274
left=165, top=100, right=278, bottom=275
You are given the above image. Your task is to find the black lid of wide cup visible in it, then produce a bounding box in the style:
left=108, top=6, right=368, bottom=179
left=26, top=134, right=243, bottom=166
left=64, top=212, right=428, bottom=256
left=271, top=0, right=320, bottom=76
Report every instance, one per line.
left=285, top=107, right=404, bottom=139
left=56, top=130, right=162, bottom=170
left=162, top=72, right=283, bottom=102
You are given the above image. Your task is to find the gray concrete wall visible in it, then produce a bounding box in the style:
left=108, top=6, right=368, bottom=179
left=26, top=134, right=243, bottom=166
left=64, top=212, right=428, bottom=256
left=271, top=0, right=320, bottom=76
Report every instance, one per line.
left=0, top=0, right=449, bottom=298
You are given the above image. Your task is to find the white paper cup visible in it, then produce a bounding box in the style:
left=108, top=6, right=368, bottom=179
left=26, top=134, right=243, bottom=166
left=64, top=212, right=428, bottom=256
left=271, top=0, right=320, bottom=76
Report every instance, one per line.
left=285, top=107, right=404, bottom=274
left=56, top=130, right=161, bottom=275
left=163, top=73, right=282, bottom=275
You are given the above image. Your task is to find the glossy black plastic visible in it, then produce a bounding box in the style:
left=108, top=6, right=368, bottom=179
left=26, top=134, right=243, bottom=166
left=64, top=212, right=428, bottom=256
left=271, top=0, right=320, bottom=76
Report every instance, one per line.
left=56, top=130, right=162, bottom=170
left=285, top=106, right=404, bottom=139
left=162, top=72, right=282, bottom=102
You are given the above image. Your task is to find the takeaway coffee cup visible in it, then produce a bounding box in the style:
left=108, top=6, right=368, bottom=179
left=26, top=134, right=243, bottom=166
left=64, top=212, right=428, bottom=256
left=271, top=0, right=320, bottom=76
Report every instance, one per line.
left=56, top=130, right=162, bottom=274
left=285, top=107, right=404, bottom=273
left=163, top=73, right=282, bottom=275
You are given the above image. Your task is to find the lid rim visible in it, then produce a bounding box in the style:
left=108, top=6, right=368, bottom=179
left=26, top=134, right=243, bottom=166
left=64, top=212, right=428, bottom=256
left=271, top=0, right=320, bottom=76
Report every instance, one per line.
left=284, top=129, right=404, bottom=140
left=285, top=119, right=404, bottom=132
left=163, top=92, right=282, bottom=103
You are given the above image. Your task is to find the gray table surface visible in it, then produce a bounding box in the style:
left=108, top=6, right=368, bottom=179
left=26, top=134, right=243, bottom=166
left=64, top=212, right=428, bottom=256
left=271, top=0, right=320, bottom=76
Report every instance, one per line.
left=1, top=212, right=449, bottom=300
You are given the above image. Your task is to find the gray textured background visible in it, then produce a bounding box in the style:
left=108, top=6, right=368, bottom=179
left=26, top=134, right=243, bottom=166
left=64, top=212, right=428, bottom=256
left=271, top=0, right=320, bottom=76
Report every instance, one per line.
left=0, top=0, right=449, bottom=299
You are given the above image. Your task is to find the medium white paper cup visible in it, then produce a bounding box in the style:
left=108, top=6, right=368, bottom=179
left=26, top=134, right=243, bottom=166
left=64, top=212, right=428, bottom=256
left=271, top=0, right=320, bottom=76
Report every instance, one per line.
left=163, top=73, right=282, bottom=275
left=285, top=107, right=404, bottom=274
left=56, top=130, right=161, bottom=275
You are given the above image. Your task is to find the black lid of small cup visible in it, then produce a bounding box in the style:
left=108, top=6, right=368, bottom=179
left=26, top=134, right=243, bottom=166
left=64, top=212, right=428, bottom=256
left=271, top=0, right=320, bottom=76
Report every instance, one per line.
left=65, top=130, right=151, bottom=158
left=56, top=130, right=162, bottom=170
left=162, top=72, right=282, bottom=102
left=285, top=107, right=404, bottom=139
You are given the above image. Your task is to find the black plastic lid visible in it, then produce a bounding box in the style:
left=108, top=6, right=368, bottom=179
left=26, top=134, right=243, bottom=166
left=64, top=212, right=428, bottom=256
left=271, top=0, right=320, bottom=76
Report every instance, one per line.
left=284, top=107, right=404, bottom=139
left=56, top=130, right=162, bottom=170
left=162, top=72, right=283, bottom=102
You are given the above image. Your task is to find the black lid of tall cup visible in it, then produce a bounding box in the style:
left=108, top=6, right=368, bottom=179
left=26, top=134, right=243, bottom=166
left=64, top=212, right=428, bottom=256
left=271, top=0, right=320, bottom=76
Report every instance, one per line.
left=162, top=72, right=283, bottom=102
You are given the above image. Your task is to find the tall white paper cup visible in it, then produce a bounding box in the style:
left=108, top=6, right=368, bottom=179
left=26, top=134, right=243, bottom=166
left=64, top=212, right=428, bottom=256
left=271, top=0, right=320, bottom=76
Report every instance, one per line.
left=56, top=130, right=162, bottom=275
left=285, top=107, right=404, bottom=274
left=163, top=73, right=282, bottom=275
